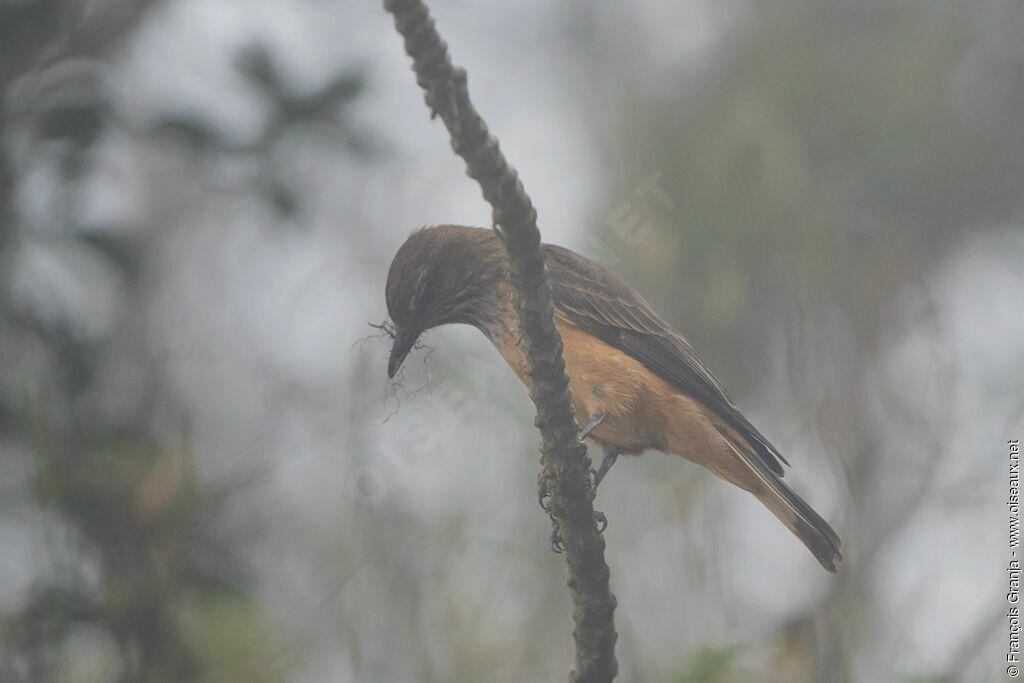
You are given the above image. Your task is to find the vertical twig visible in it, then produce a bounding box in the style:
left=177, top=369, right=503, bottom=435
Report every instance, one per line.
left=381, top=1, right=618, bottom=680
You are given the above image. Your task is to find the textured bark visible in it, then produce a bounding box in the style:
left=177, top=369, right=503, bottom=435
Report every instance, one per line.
left=382, top=1, right=618, bottom=680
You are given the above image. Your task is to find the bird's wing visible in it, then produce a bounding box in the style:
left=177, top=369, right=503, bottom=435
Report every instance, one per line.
left=544, top=243, right=789, bottom=476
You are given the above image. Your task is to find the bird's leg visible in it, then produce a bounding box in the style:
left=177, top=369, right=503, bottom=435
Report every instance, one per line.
left=578, top=412, right=605, bottom=441
left=591, top=448, right=619, bottom=492
left=588, top=447, right=619, bottom=536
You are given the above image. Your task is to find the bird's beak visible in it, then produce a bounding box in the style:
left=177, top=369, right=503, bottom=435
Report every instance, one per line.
left=387, top=330, right=416, bottom=379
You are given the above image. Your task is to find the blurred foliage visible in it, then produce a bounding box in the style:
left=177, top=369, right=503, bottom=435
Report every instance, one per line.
left=5, top=439, right=280, bottom=682
left=673, top=645, right=739, bottom=683
left=0, top=1, right=365, bottom=679
left=603, top=1, right=1020, bottom=384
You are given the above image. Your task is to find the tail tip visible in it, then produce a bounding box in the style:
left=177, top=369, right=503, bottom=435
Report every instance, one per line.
left=795, top=517, right=843, bottom=573
left=821, top=549, right=842, bottom=573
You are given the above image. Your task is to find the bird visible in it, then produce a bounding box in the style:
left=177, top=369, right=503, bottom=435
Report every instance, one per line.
left=384, top=224, right=842, bottom=572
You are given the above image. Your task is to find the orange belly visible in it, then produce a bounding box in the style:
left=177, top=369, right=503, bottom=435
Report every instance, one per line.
left=496, top=317, right=682, bottom=451
left=493, top=316, right=768, bottom=492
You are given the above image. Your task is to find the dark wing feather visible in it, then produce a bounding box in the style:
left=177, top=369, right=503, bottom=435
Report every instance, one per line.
left=544, top=244, right=789, bottom=477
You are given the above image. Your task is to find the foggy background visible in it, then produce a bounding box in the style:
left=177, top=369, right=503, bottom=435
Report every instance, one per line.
left=1, top=0, right=1020, bottom=681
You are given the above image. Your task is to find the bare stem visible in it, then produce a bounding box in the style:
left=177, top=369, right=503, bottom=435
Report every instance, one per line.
left=382, top=1, right=618, bottom=680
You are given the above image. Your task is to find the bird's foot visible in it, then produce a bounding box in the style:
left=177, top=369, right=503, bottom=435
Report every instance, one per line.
left=550, top=511, right=607, bottom=551
left=549, top=518, right=564, bottom=553
left=538, top=476, right=552, bottom=513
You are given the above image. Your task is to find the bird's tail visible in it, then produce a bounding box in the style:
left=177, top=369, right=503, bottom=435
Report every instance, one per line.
left=714, top=423, right=843, bottom=573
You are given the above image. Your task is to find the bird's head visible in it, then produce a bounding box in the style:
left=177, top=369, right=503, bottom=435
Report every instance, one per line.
left=384, top=225, right=506, bottom=378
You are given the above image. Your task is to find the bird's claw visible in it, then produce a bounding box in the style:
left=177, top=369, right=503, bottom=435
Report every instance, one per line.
left=549, top=518, right=564, bottom=553
left=538, top=478, right=552, bottom=513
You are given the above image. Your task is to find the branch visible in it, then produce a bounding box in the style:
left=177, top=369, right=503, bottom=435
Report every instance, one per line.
left=381, top=1, right=617, bottom=680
